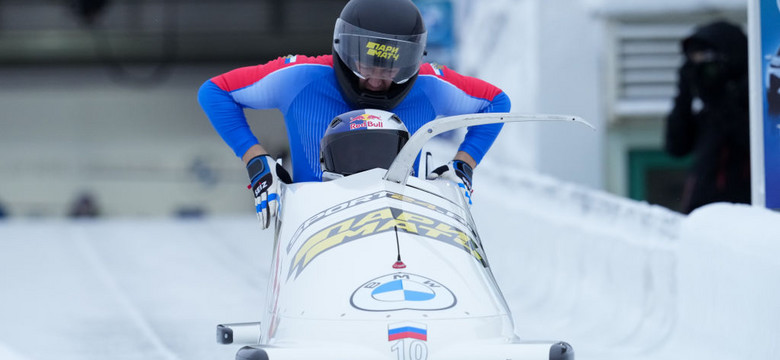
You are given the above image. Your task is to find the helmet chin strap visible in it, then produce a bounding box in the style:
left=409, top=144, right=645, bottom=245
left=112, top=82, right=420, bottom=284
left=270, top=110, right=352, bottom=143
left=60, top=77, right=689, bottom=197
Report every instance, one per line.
left=357, top=88, right=392, bottom=101
left=356, top=75, right=417, bottom=110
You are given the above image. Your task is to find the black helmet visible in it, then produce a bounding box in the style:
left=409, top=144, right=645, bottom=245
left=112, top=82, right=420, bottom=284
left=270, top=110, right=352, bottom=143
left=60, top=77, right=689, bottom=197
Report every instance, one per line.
left=320, top=109, right=410, bottom=176
left=333, top=0, right=427, bottom=110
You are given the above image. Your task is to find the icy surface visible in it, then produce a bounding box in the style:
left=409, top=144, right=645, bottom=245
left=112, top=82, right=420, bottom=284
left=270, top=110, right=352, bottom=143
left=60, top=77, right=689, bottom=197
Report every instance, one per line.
left=1, top=164, right=779, bottom=360
left=0, top=218, right=270, bottom=360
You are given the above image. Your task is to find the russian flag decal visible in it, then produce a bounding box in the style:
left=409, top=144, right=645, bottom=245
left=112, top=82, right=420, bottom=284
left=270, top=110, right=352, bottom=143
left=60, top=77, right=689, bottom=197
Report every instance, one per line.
left=431, top=63, right=444, bottom=76
left=388, top=322, right=427, bottom=341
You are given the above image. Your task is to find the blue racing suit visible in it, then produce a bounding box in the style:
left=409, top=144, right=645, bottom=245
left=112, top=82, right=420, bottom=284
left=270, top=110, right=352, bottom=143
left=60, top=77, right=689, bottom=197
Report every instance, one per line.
left=198, top=55, right=510, bottom=182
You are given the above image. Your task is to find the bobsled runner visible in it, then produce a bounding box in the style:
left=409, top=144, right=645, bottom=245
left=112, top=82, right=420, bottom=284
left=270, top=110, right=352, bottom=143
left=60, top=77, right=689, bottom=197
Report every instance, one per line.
left=217, top=112, right=592, bottom=360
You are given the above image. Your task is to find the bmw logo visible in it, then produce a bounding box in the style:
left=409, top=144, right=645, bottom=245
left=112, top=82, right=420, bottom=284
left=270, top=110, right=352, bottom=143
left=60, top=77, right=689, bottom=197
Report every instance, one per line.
left=351, top=273, right=456, bottom=311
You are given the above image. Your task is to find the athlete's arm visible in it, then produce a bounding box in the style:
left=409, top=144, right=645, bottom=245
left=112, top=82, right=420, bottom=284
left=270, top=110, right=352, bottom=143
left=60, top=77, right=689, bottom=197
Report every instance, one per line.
left=453, top=151, right=476, bottom=169
left=458, top=90, right=510, bottom=167
left=198, top=55, right=332, bottom=162
left=419, top=63, right=511, bottom=167
left=242, top=144, right=271, bottom=164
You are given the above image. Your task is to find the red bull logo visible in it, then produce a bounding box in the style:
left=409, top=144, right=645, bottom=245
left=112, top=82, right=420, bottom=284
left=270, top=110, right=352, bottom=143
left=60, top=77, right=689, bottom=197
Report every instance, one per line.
left=349, top=114, right=383, bottom=130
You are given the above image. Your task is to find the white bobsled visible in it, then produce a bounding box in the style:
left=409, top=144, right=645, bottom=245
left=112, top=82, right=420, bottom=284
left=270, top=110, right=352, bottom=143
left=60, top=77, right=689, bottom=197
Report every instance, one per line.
left=217, top=113, right=592, bottom=360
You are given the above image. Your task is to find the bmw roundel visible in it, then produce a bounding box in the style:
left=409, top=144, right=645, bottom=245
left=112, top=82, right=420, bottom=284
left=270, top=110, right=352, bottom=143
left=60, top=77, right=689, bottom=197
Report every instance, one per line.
left=351, top=273, right=456, bottom=311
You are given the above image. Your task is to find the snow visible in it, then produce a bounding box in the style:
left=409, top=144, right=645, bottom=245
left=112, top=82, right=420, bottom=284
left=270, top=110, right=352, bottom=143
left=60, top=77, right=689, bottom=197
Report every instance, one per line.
left=474, top=164, right=780, bottom=359
left=1, top=160, right=778, bottom=360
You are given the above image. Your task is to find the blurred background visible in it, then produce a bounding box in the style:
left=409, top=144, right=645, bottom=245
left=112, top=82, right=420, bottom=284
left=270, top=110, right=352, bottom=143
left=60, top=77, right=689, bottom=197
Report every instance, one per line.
left=0, top=0, right=747, bottom=218
left=4, top=3, right=779, bottom=360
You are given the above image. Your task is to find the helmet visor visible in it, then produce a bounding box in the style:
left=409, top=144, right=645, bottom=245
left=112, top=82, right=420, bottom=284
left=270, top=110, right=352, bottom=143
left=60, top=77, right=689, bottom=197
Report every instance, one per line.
left=322, top=129, right=409, bottom=175
left=334, top=18, right=427, bottom=84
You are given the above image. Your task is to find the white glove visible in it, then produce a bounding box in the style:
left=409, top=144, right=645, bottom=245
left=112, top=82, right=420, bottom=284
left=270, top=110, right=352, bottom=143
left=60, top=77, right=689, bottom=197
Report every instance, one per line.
left=427, top=160, right=474, bottom=206
left=247, top=155, right=283, bottom=229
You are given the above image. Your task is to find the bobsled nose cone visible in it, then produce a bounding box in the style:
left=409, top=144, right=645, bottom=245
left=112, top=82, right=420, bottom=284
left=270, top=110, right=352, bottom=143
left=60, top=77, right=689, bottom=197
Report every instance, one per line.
left=549, top=341, right=574, bottom=360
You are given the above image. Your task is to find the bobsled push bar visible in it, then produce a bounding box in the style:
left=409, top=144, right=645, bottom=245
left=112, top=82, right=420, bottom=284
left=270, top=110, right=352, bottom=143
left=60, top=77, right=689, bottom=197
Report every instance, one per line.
left=383, top=112, right=593, bottom=186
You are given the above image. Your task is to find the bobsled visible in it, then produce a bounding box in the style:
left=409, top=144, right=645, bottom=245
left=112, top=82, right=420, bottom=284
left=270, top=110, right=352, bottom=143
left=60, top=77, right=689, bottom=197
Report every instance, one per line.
left=217, top=112, right=592, bottom=360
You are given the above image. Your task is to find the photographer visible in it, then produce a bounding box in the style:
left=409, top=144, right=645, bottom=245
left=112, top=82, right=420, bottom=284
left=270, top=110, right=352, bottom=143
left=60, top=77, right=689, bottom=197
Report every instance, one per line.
left=665, top=20, right=751, bottom=214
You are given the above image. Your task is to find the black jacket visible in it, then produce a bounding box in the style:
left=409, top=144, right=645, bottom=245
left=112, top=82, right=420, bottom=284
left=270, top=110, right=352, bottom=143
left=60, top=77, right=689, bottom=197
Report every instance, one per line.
left=665, top=21, right=751, bottom=214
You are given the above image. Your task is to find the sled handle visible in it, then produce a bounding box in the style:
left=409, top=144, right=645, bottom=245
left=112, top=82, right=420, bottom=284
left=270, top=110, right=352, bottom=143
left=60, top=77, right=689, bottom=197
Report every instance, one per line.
left=383, top=113, right=594, bottom=186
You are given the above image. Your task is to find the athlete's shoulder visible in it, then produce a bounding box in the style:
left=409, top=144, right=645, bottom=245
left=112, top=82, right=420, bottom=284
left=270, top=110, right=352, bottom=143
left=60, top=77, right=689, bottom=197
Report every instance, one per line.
left=418, top=62, right=503, bottom=102
left=280, top=54, right=334, bottom=67
left=210, top=55, right=334, bottom=92
left=419, top=62, right=451, bottom=78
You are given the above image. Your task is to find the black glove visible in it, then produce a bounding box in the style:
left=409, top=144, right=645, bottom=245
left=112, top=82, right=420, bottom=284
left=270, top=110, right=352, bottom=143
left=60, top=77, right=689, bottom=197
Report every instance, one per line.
left=676, top=61, right=696, bottom=103
left=427, top=160, right=474, bottom=205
